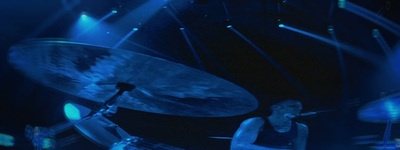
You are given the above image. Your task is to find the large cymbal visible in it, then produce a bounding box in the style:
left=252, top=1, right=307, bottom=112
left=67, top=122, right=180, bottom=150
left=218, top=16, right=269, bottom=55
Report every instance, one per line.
left=358, top=92, right=400, bottom=123
left=8, top=39, right=258, bottom=117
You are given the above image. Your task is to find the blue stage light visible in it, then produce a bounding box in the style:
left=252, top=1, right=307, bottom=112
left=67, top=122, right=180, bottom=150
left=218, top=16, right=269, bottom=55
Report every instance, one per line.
left=278, top=24, right=382, bottom=64
left=113, top=28, right=140, bottom=48
left=0, top=133, right=14, bottom=147
left=226, top=25, right=232, bottom=28
left=64, top=103, right=81, bottom=121
left=81, top=14, right=87, bottom=18
left=338, top=0, right=346, bottom=8
left=339, top=0, right=400, bottom=36
left=112, top=10, right=118, bottom=14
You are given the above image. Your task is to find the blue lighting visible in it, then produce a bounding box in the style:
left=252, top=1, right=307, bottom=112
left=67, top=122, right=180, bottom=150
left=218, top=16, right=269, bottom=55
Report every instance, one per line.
left=226, top=25, right=232, bottom=28
left=385, top=101, right=399, bottom=120
left=279, top=24, right=382, bottom=64
left=42, top=138, right=56, bottom=149
left=228, top=25, right=306, bottom=95
left=339, top=1, right=400, bottom=36
left=64, top=103, right=81, bottom=121
left=113, top=28, right=140, bottom=48
left=76, top=14, right=96, bottom=30
left=180, top=27, right=184, bottom=30
left=327, top=25, right=334, bottom=33
left=112, top=10, right=118, bottom=14
left=68, top=11, right=117, bottom=46
left=114, top=0, right=170, bottom=34
left=338, top=0, right=346, bottom=8
left=0, top=133, right=14, bottom=147
left=372, top=29, right=393, bottom=58
left=278, top=24, right=285, bottom=28
left=81, top=14, right=88, bottom=19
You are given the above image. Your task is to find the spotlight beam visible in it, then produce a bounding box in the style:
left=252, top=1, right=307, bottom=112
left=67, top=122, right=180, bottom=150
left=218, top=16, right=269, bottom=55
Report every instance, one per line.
left=114, top=0, right=170, bottom=30
left=184, top=29, right=235, bottom=80
left=279, top=24, right=383, bottom=65
left=165, top=6, right=232, bottom=78
left=106, top=32, right=177, bottom=62
left=164, top=6, right=185, bottom=27
left=26, top=0, right=80, bottom=38
left=328, top=26, right=349, bottom=100
left=339, top=0, right=400, bottom=37
left=113, top=28, right=139, bottom=49
left=222, top=1, right=231, bottom=20
left=372, top=29, right=393, bottom=59
left=228, top=25, right=308, bottom=96
left=74, top=11, right=117, bottom=39
left=180, top=28, right=206, bottom=71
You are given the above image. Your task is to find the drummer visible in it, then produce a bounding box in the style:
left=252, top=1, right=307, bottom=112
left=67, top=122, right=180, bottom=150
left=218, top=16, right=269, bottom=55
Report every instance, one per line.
left=231, top=99, right=308, bottom=150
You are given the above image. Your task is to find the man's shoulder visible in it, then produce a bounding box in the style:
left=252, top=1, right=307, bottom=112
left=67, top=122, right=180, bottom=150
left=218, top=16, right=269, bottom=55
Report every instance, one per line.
left=296, top=122, right=308, bottom=129
left=241, top=117, right=266, bottom=126
left=296, top=122, right=309, bottom=134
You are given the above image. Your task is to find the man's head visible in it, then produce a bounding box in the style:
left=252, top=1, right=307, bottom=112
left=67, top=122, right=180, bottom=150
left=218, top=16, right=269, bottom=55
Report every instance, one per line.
left=270, top=99, right=303, bottom=116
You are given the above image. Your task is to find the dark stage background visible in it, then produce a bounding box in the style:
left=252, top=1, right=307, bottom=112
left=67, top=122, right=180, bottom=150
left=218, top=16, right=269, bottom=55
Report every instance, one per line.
left=1, top=0, right=400, bottom=149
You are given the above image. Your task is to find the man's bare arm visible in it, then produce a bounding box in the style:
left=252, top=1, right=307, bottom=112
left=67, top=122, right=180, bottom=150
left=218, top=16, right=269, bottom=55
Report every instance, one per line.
left=293, top=123, right=308, bottom=150
left=231, top=117, right=270, bottom=150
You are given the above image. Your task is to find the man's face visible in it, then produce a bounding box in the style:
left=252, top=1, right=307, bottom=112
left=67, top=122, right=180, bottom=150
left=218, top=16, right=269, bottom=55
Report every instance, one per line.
left=277, top=100, right=303, bottom=116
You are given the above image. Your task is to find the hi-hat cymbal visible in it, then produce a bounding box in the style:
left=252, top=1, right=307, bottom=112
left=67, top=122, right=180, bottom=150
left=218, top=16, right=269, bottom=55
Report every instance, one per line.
left=358, top=92, right=400, bottom=123
left=8, top=39, right=258, bottom=117
left=75, top=114, right=183, bottom=149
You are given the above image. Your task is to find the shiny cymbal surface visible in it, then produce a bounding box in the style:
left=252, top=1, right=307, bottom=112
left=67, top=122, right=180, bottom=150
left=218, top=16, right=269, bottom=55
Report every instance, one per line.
left=74, top=115, right=131, bottom=148
left=358, top=93, right=400, bottom=123
left=8, top=39, right=258, bottom=117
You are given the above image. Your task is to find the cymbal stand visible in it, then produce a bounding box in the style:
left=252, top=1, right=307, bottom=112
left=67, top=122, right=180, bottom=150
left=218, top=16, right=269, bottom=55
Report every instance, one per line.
left=100, top=82, right=135, bottom=117
left=381, top=119, right=392, bottom=149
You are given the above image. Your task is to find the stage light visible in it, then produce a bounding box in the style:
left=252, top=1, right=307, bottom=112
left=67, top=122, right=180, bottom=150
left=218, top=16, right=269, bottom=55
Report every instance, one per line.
left=42, top=138, right=56, bottom=149
left=228, top=25, right=305, bottom=94
left=0, top=133, right=14, bottom=147
left=339, top=0, right=400, bottom=36
left=180, top=27, right=205, bottom=70
left=278, top=23, right=382, bottom=64
left=80, top=12, right=88, bottom=19
left=64, top=103, right=81, bottom=121
left=112, top=10, right=118, bottom=14
left=113, top=27, right=140, bottom=48
left=372, top=29, right=393, bottom=58
left=327, top=25, right=334, bottom=33
left=338, top=0, right=346, bottom=8
left=278, top=24, right=285, bottom=28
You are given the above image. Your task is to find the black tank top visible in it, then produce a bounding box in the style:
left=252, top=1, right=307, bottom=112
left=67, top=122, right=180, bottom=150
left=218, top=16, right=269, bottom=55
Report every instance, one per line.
left=253, top=117, right=298, bottom=149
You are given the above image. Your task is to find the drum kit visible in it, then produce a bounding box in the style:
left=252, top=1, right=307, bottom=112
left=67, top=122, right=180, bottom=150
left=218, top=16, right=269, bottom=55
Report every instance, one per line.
left=7, top=39, right=400, bottom=149
left=8, top=39, right=259, bottom=149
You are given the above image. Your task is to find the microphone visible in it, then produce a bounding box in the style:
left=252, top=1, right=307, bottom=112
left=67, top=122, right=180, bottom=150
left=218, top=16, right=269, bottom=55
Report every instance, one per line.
left=285, top=109, right=335, bottom=119
left=298, top=111, right=317, bottom=117
left=284, top=112, right=317, bottom=119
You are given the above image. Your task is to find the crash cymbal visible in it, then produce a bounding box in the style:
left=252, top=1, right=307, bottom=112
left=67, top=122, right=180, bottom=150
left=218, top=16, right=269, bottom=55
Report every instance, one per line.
left=8, top=39, right=258, bottom=117
left=358, top=92, right=400, bottom=123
